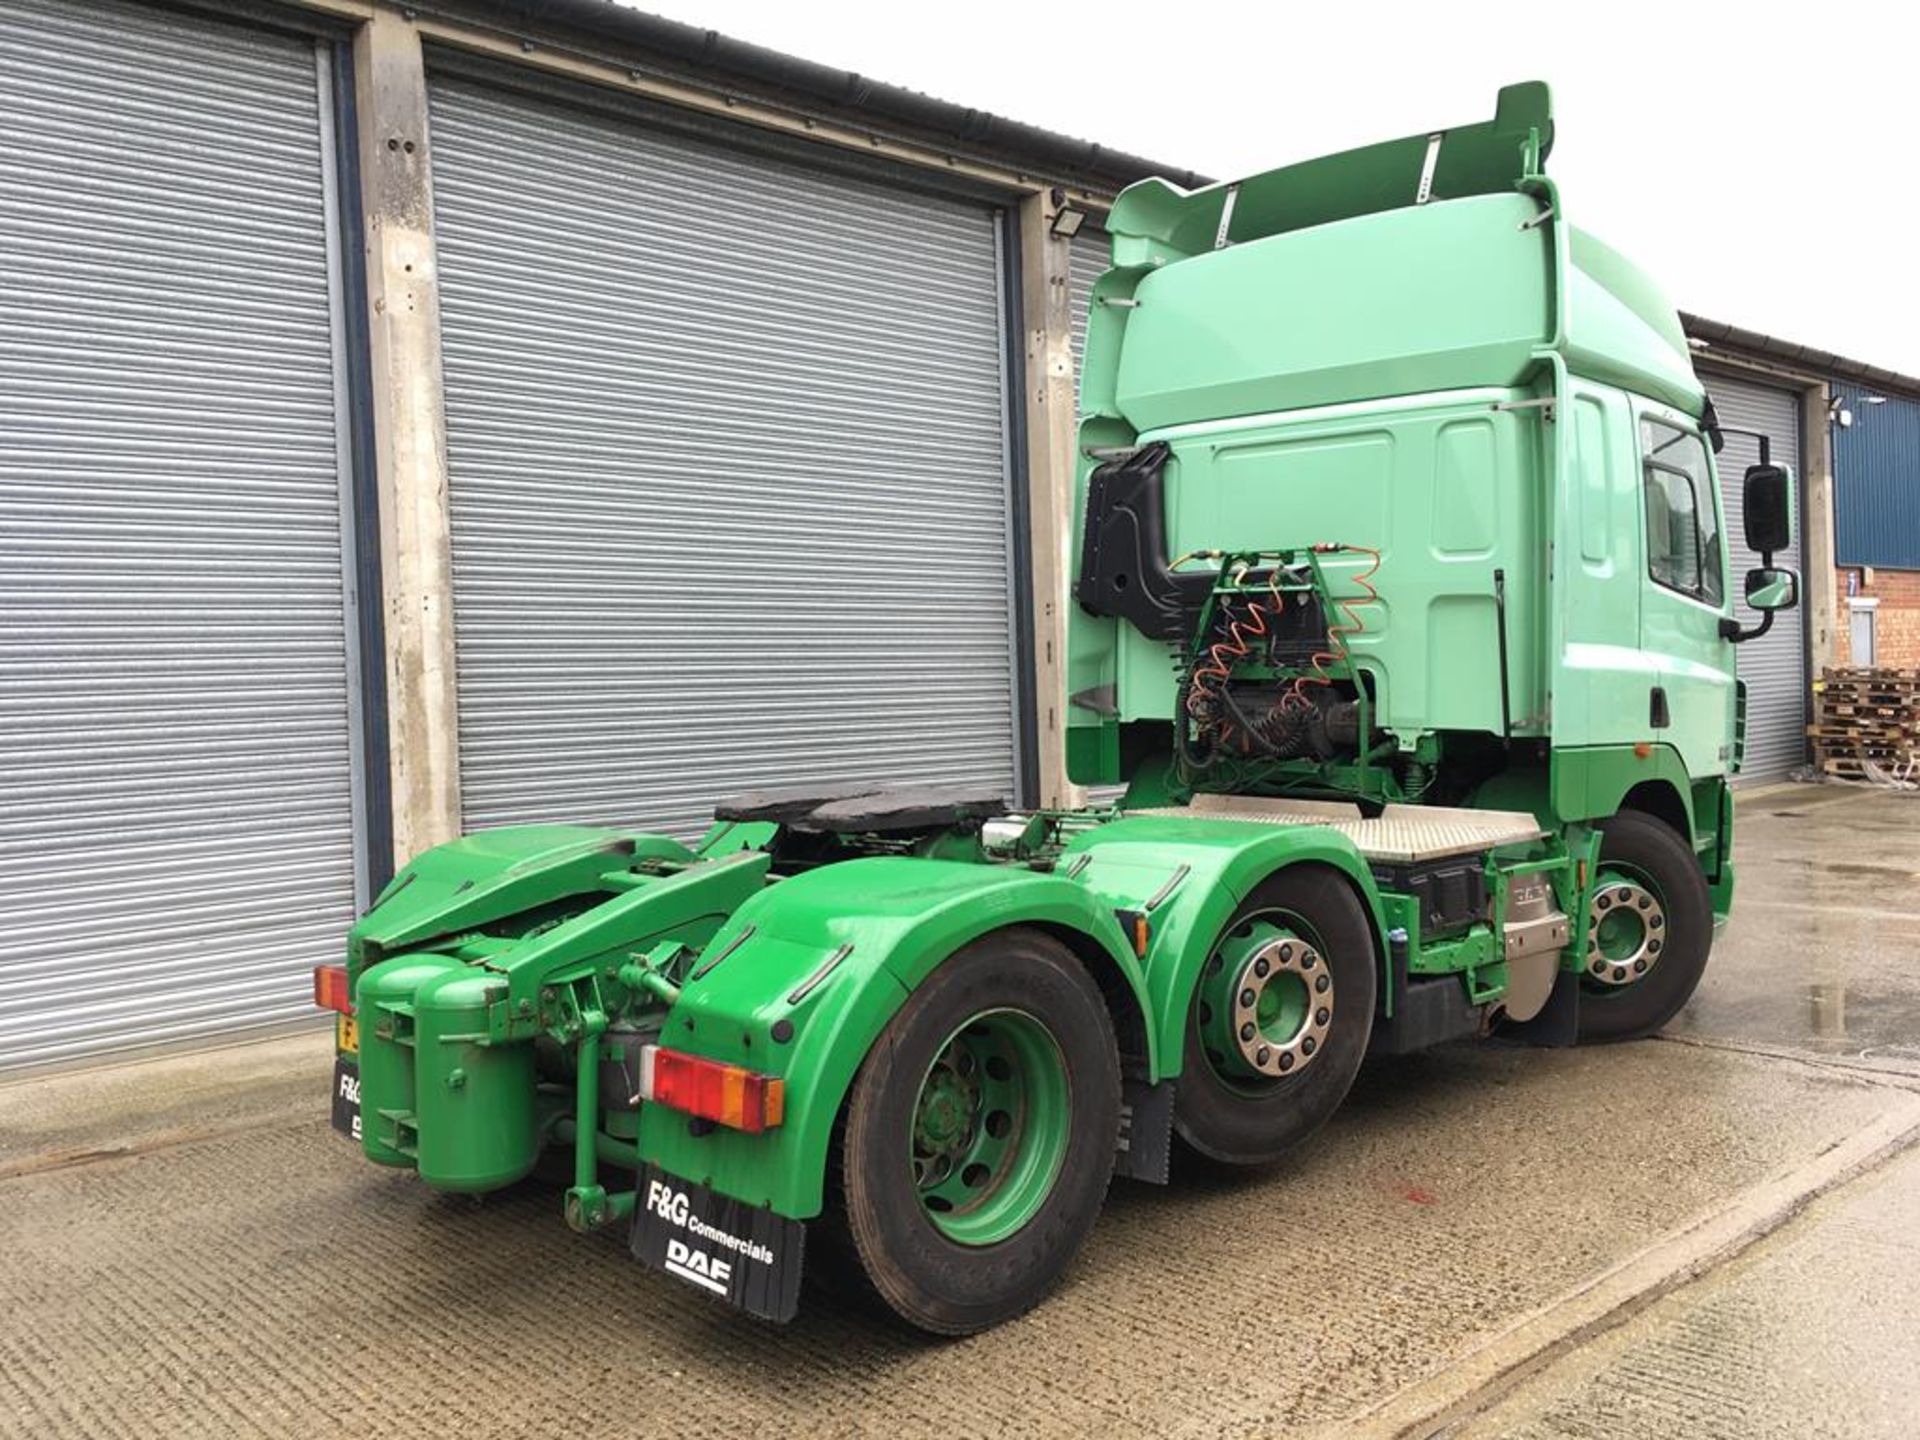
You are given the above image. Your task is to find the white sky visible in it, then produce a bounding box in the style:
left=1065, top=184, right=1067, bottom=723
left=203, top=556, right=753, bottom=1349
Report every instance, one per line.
left=624, top=0, right=1920, bottom=378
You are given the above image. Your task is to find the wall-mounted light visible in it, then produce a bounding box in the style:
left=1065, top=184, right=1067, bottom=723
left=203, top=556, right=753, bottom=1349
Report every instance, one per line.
left=1048, top=186, right=1087, bottom=239
left=1865, top=395, right=1888, bottom=405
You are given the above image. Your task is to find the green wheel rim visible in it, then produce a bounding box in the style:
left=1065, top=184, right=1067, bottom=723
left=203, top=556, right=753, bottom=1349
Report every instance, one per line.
left=1196, top=912, right=1334, bottom=1093
left=911, top=1008, right=1070, bottom=1246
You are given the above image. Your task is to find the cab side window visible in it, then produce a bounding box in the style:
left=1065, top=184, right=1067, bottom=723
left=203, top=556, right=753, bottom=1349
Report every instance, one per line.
left=1639, top=418, right=1723, bottom=605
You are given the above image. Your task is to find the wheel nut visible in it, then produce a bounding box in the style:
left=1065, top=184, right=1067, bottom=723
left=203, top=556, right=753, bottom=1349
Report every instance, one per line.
left=1240, top=988, right=1256, bottom=1007
left=1279, top=944, right=1293, bottom=962
left=1302, top=1037, right=1316, bottom=1056
left=1279, top=1053, right=1295, bottom=1071
left=1315, top=975, right=1330, bottom=993
left=1255, top=1046, right=1270, bottom=1066
left=1240, top=1023, right=1256, bottom=1042
left=1315, top=1007, right=1330, bottom=1026
left=1254, top=957, right=1270, bottom=977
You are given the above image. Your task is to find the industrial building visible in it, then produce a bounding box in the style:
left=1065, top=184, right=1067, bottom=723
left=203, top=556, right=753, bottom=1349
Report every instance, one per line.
left=3, top=0, right=1916, bottom=1071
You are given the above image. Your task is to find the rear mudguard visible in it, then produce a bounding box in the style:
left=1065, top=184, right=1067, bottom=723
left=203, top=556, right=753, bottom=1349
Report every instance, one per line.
left=646, top=818, right=1386, bottom=1219
left=641, top=856, right=1152, bottom=1219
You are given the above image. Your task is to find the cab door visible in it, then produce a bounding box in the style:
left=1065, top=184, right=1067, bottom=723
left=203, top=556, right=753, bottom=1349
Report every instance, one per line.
left=1632, top=403, right=1735, bottom=779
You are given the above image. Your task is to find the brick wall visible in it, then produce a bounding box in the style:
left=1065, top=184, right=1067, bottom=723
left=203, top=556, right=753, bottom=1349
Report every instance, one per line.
left=1835, top=568, right=1920, bottom=666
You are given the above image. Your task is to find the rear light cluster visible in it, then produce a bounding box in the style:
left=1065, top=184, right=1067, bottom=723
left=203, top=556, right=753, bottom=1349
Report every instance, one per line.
left=641, top=1045, right=785, bottom=1133
left=313, top=964, right=353, bottom=1015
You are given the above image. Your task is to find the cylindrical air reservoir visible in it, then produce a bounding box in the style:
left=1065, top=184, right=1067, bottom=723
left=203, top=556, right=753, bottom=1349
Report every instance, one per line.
left=412, top=966, right=538, bottom=1192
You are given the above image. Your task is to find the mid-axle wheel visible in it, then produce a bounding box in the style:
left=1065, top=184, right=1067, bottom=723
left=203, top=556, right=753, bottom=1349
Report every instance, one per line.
left=1175, top=867, right=1375, bottom=1166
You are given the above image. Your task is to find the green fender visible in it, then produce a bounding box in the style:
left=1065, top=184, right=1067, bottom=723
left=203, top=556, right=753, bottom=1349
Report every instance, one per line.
left=349, top=824, right=695, bottom=965
left=638, top=855, right=1153, bottom=1219
left=1546, top=744, right=1696, bottom=833
left=1060, top=815, right=1390, bottom=1071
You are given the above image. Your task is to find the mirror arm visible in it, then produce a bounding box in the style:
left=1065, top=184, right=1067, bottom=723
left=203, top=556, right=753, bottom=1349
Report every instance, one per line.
left=1720, top=611, right=1775, bottom=645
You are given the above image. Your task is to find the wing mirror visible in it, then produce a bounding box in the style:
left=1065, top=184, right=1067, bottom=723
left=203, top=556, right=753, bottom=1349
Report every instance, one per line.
left=1722, top=563, right=1800, bottom=643
left=1743, top=463, right=1795, bottom=558
left=1744, top=566, right=1798, bottom=613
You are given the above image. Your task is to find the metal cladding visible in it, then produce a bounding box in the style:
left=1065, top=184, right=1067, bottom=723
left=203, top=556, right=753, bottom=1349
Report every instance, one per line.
left=1834, top=383, right=1920, bottom=570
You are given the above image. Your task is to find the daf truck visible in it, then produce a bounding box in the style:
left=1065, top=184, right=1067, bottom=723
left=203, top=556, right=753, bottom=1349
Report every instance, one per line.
left=314, top=81, right=1798, bottom=1333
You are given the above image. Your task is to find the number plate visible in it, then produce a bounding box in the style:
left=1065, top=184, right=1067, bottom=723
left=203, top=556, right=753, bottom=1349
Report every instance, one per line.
left=331, top=1058, right=361, bottom=1143
left=632, top=1165, right=805, bottom=1322
left=337, top=1013, right=358, bottom=1055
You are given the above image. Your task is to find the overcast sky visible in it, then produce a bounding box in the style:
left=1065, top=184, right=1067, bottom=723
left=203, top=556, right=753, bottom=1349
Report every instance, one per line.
left=625, top=0, right=1920, bottom=379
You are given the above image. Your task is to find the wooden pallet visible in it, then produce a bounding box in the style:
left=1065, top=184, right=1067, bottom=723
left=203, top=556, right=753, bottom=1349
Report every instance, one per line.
left=1810, top=667, right=1920, bottom=778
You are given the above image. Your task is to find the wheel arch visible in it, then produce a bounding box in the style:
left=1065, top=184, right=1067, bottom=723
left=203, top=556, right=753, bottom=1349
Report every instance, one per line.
left=1061, top=820, right=1389, bottom=1071
left=637, top=857, right=1154, bottom=1220
left=1618, top=778, right=1691, bottom=839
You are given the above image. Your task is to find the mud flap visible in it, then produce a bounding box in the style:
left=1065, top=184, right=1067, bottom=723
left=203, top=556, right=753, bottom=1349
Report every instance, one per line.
left=331, top=1058, right=361, bottom=1142
left=1499, top=968, right=1581, bottom=1047
left=1116, top=1079, right=1175, bottom=1184
left=632, top=1166, right=806, bottom=1322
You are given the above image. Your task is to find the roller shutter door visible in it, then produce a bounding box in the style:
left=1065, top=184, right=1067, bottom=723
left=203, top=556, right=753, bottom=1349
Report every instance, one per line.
left=428, top=75, right=1019, bottom=835
left=1069, top=226, right=1109, bottom=386
left=0, top=0, right=359, bottom=1069
left=1709, top=374, right=1808, bottom=782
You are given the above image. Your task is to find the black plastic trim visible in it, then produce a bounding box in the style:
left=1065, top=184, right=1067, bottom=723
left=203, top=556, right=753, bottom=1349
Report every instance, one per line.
left=331, top=39, right=395, bottom=899
left=1000, top=207, right=1041, bottom=808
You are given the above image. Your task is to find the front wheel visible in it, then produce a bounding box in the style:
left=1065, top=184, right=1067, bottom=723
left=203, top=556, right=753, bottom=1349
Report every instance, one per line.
left=837, top=928, right=1121, bottom=1334
left=1575, top=810, right=1713, bottom=1042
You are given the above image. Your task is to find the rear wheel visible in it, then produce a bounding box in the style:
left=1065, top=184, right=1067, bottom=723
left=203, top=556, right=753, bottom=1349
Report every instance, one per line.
left=838, top=928, right=1120, bottom=1334
left=1174, top=867, right=1377, bottom=1166
left=1575, top=810, right=1713, bottom=1042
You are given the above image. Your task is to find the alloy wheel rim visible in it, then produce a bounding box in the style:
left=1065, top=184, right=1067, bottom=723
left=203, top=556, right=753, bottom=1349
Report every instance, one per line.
left=1198, top=916, right=1334, bottom=1088
left=1585, top=870, right=1667, bottom=988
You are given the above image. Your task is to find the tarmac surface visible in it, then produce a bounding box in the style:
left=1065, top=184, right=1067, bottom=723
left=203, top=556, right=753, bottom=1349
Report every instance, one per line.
left=2, top=783, right=1916, bottom=1439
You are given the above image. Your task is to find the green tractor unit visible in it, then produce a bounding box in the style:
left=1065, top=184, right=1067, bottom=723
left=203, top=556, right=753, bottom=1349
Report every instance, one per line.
left=315, top=81, right=1799, bottom=1334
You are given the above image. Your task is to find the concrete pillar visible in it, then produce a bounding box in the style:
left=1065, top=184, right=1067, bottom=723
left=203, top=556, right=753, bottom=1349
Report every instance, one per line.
left=353, top=8, right=462, bottom=863
left=1801, top=382, right=1839, bottom=673
left=1018, top=192, right=1082, bottom=806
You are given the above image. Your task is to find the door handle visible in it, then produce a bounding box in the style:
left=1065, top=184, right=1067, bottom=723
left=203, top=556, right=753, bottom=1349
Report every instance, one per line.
left=1649, top=686, right=1671, bottom=729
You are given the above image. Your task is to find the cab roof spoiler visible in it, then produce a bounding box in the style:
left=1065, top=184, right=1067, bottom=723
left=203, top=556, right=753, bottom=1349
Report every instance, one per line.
left=1109, top=81, right=1553, bottom=258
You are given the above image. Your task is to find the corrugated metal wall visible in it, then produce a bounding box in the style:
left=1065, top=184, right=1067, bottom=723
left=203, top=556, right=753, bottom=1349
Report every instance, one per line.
left=1834, top=384, right=1920, bottom=569
left=0, top=0, right=360, bottom=1069
left=1068, top=226, right=1108, bottom=386
left=1708, top=374, right=1808, bottom=781
left=426, top=74, right=1021, bottom=837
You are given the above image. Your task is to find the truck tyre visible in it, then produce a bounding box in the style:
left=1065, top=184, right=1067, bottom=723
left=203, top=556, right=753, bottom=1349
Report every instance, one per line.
left=836, top=928, right=1121, bottom=1334
left=1576, top=809, right=1712, bottom=1043
left=1174, top=867, right=1376, bottom=1166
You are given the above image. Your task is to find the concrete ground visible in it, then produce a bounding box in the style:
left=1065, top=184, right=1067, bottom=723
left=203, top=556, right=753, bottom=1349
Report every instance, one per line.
left=1, top=785, right=1916, bottom=1439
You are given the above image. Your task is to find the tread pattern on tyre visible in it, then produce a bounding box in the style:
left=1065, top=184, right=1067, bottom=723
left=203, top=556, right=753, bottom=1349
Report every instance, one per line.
left=836, top=927, right=1121, bottom=1335
left=1576, top=810, right=1713, bottom=1043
